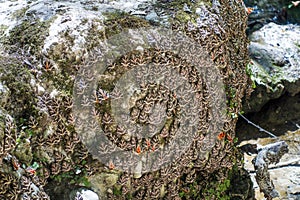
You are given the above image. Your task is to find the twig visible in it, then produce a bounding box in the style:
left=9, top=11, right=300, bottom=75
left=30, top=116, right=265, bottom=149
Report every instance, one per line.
left=268, top=157, right=300, bottom=169
left=248, top=157, right=300, bottom=173
left=238, top=112, right=277, bottom=138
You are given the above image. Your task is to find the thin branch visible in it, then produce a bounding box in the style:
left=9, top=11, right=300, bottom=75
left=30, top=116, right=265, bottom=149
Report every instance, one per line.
left=248, top=157, right=300, bottom=173
left=238, top=112, right=277, bottom=138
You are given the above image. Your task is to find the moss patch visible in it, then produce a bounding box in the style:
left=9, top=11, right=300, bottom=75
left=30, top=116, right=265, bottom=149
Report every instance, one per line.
left=0, top=55, right=37, bottom=124
left=246, top=61, right=285, bottom=92
left=2, top=17, right=54, bottom=56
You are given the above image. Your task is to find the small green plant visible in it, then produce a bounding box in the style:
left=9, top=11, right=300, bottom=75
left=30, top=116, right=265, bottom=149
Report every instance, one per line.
left=25, top=129, right=34, bottom=137
left=179, top=191, right=185, bottom=198
left=204, top=179, right=231, bottom=200
left=246, top=63, right=257, bottom=89
left=52, top=169, right=91, bottom=187
left=113, top=186, right=122, bottom=196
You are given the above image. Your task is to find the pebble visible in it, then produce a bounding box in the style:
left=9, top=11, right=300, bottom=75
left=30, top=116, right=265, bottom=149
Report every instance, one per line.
left=71, top=188, right=99, bottom=200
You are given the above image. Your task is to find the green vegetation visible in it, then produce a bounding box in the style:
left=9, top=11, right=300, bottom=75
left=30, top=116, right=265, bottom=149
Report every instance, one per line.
left=204, top=179, right=231, bottom=200
left=113, top=185, right=122, bottom=196
left=0, top=24, right=8, bottom=38
left=52, top=169, right=91, bottom=187
left=246, top=63, right=257, bottom=89
left=11, top=6, right=29, bottom=19
left=2, top=18, right=53, bottom=57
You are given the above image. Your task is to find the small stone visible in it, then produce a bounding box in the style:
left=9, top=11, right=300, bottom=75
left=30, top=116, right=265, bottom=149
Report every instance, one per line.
left=70, top=188, right=99, bottom=200
left=0, top=82, right=10, bottom=107
left=145, top=12, right=158, bottom=22
left=133, top=160, right=142, bottom=179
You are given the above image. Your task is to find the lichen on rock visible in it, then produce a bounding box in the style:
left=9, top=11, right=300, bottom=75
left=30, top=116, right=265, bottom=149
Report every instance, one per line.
left=244, top=22, right=300, bottom=113
left=0, top=0, right=253, bottom=199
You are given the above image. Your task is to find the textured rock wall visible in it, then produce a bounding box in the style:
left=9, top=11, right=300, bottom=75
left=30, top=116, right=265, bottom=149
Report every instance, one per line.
left=0, top=0, right=252, bottom=199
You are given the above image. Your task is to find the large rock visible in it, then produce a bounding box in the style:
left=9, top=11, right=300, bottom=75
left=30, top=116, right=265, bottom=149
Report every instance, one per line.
left=0, top=0, right=252, bottom=199
left=245, top=22, right=300, bottom=113
left=237, top=22, right=300, bottom=140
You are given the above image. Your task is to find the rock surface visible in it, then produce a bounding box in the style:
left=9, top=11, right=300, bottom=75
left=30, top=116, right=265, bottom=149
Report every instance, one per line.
left=245, top=22, right=300, bottom=113
left=240, top=129, right=300, bottom=200
left=70, top=188, right=99, bottom=200
left=236, top=22, right=300, bottom=140
left=0, top=0, right=252, bottom=199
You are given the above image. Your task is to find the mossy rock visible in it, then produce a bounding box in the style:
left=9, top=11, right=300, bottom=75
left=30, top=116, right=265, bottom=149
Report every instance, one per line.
left=0, top=0, right=252, bottom=199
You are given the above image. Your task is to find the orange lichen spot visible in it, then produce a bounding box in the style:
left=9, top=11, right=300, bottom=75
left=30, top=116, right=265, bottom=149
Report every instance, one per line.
left=12, top=157, right=20, bottom=170
left=136, top=145, right=141, bottom=154
left=26, top=167, right=36, bottom=175
left=246, top=7, right=254, bottom=14
left=44, top=61, right=52, bottom=71
left=182, top=187, right=190, bottom=193
left=108, top=161, right=115, bottom=170
left=217, top=132, right=226, bottom=140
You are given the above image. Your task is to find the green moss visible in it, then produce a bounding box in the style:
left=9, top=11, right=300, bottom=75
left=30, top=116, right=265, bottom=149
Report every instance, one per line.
left=14, top=137, right=33, bottom=166
left=246, top=61, right=287, bottom=92
left=179, top=171, right=232, bottom=199
left=3, top=17, right=54, bottom=56
left=159, top=0, right=211, bottom=12
left=113, top=185, right=122, bottom=196
left=201, top=178, right=231, bottom=200
left=0, top=55, right=38, bottom=124
left=101, top=11, right=149, bottom=40
left=42, top=71, right=75, bottom=94
left=52, top=169, right=91, bottom=187
left=153, top=0, right=212, bottom=27
left=175, top=10, right=193, bottom=24
left=102, top=11, right=129, bottom=22
left=0, top=25, right=8, bottom=38
left=11, top=6, right=29, bottom=19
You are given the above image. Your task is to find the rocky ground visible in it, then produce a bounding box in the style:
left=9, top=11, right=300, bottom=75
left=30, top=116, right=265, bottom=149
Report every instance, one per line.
left=240, top=129, right=300, bottom=200
left=236, top=22, right=300, bottom=143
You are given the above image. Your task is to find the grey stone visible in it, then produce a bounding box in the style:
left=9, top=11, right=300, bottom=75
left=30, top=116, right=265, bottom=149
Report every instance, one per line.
left=245, top=22, right=300, bottom=113
left=145, top=11, right=159, bottom=22
left=70, top=188, right=99, bottom=200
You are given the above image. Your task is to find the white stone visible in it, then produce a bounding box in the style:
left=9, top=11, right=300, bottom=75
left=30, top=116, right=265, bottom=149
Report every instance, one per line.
left=78, top=190, right=99, bottom=200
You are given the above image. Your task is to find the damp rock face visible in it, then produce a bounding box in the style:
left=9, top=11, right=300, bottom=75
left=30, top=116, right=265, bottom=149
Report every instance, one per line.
left=244, top=22, right=300, bottom=113
left=237, top=22, right=300, bottom=141
left=0, top=0, right=252, bottom=199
